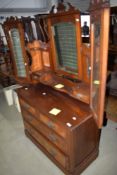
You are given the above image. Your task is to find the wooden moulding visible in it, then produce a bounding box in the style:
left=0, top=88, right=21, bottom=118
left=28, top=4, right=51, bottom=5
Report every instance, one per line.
left=27, top=40, right=43, bottom=72
left=3, top=17, right=31, bottom=82
left=17, top=83, right=100, bottom=175
left=90, top=1, right=110, bottom=128
left=32, top=70, right=90, bottom=104
left=89, top=0, right=110, bottom=11
left=25, top=129, right=99, bottom=175
left=48, top=1, right=83, bottom=81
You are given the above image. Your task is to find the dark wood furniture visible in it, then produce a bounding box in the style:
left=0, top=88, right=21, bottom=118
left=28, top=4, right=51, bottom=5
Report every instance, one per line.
left=2, top=16, right=51, bottom=85
left=0, top=24, right=16, bottom=87
left=16, top=0, right=110, bottom=174
left=3, top=17, right=31, bottom=82
left=17, top=84, right=100, bottom=175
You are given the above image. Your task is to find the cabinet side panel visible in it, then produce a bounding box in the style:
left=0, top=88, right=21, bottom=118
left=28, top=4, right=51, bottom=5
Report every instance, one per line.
left=72, top=117, right=100, bottom=167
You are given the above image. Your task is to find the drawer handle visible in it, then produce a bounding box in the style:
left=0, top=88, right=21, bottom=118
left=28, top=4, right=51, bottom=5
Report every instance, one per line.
left=48, top=134, right=57, bottom=142
left=23, top=103, right=30, bottom=109
left=50, top=149, right=57, bottom=157
left=27, top=115, right=33, bottom=121
left=27, top=128, right=32, bottom=133
left=47, top=121, right=55, bottom=129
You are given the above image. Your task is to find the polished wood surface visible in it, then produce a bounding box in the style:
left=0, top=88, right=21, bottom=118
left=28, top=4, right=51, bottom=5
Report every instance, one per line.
left=22, top=109, right=67, bottom=153
left=47, top=11, right=83, bottom=80
left=90, top=2, right=110, bottom=128
left=1, top=1, right=110, bottom=174
left=17, top=84, right=100, bottom=175
left=32, top=70, right=90, bottom=104
left=3, top=17, right=31, bottom=81
left=27, top=40, right=43, bottom=72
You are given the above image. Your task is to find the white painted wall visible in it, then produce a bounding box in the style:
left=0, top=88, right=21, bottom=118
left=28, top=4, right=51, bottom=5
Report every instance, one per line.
left=111, top=0, right=117, bottom=7
left=0, top=0, right=58, bottom=16
left=64, top=0, right=90, bottom=12
left=64, top=0, right=117, bottom=11
left=0, top=0, right=117, bottom=17
left=0, top=0, right=47, bottom=8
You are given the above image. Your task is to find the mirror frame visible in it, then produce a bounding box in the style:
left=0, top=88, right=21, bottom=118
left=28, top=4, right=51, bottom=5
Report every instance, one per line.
left=90, top=0, right=110, bottom=128
left=47, top=10, right=83, bottom=80
left=3, top=17, right=30, bottom=81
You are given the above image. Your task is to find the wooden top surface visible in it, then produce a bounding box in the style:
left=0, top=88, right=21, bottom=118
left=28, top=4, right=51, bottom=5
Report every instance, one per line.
left=17, top=83, right=92, bottom=130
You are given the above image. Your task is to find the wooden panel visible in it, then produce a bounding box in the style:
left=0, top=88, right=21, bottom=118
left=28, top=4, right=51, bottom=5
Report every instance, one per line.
left=90, top=6, right=110, bottom=128
left=48, top=12, right=83, bottom=80
left=16, top=83, right=100, bottom=175
left=19, top=98, right=36, bottom=115
left=39, top=113, right=66, bottom=138
left=17, top=84, right=91, bottom=128
left=22, top=109, right=67, bottom=153
left=27, top=41, right=43, bottom=72
left=25, top=122, right=69, bottom=169
left=82, top=43, right=91, bottom=83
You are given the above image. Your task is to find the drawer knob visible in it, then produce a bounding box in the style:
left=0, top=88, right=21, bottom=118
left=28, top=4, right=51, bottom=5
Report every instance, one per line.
left=47, top=121, right=55, bottom=129
left=48, top=134, right=57, bottom=142
left=23, top=103, right=30, bottom=109
left=27, top=115, right=33, bottom=121
left=50, top=149, right=57, bottom=157
left=27, top=128, right=32, bottom=133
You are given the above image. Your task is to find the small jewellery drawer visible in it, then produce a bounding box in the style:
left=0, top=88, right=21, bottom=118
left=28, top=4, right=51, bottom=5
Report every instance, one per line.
left=39, top=113, right=66, bottom=138
left=19, top=98, right=36, bottom=114
left=25, top=122, right=69, bottom=169
left=22, top=110, right=67, bottom=153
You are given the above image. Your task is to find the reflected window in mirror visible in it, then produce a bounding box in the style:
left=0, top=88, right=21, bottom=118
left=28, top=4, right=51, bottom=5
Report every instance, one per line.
left=81, top=15, right=90, bottom=43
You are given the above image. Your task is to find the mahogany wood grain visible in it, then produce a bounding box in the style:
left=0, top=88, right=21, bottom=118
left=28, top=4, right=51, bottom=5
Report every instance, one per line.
left=17, top=84, right=100, bottom=175
left=24, top=122, right=69, bottom=169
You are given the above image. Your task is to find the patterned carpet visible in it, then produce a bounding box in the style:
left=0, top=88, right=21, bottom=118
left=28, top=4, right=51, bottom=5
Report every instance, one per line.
left=105, top=95, right=117, bottom=122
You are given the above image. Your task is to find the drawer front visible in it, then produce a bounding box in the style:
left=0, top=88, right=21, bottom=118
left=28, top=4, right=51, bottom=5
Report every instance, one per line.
left=22, top=110, right=67, bottom=153
left=39, top=113, right=66, bottom=138
left=19, top=98, right=36, bottom=114
left=25, top=122, right=69, bottom=169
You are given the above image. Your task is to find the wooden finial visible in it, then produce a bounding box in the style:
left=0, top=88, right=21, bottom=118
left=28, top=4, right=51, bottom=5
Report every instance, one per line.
left=57, top=0, right=66, bottom=12
left=50, top=5, right=56, bottom=13
left=67, top=2, right=75, bottom=11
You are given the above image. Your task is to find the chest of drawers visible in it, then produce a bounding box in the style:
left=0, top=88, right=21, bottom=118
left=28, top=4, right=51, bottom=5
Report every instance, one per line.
left=17, top=84, right=100, bottom=175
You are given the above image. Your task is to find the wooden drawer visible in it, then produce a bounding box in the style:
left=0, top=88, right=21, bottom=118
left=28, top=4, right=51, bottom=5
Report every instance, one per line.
left=25, top=122, right=69, bottom=169
left=22, top=110, right=67, bottom=153
left=39, top=113, right=66, bottom=138
left=19, top=98, right=36, bottom=114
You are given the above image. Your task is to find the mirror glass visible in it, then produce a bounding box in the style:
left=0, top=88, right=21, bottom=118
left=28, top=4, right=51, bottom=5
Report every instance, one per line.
left=53, top=22, right=78, bottom=74
left=10, top=28, right=26, bottom=77
left=92, top=21, right=101, bottom=118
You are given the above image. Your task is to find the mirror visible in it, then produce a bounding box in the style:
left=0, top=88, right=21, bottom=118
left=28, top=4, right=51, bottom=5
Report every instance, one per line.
left=91, top=20, right=101, bottom=118
left=81, top=14, right=90, bottom=43
left=10, top=28, right=26, bottom=77
left=53, top=22, right=78, bottom=74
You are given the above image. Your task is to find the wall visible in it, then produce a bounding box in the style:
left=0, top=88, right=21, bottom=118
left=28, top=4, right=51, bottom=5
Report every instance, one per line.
left=111, top=0, right=117, bottom=7
left=64, top=0, right=90, bottom=12
left=0, top=0, right=51, bottom=16
left=64, top=0, right=117, bottom=11
left=0, top=0, right=116, bottom=17
left=0, top=0, right=47, bottom=8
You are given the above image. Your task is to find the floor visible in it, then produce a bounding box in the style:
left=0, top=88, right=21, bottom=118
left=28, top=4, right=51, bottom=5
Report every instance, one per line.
left=0, top=89, right=117, bottom=175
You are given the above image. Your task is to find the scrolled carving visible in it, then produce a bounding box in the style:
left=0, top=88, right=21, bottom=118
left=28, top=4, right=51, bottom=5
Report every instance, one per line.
left=50, top=0, right=77, bottom=14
